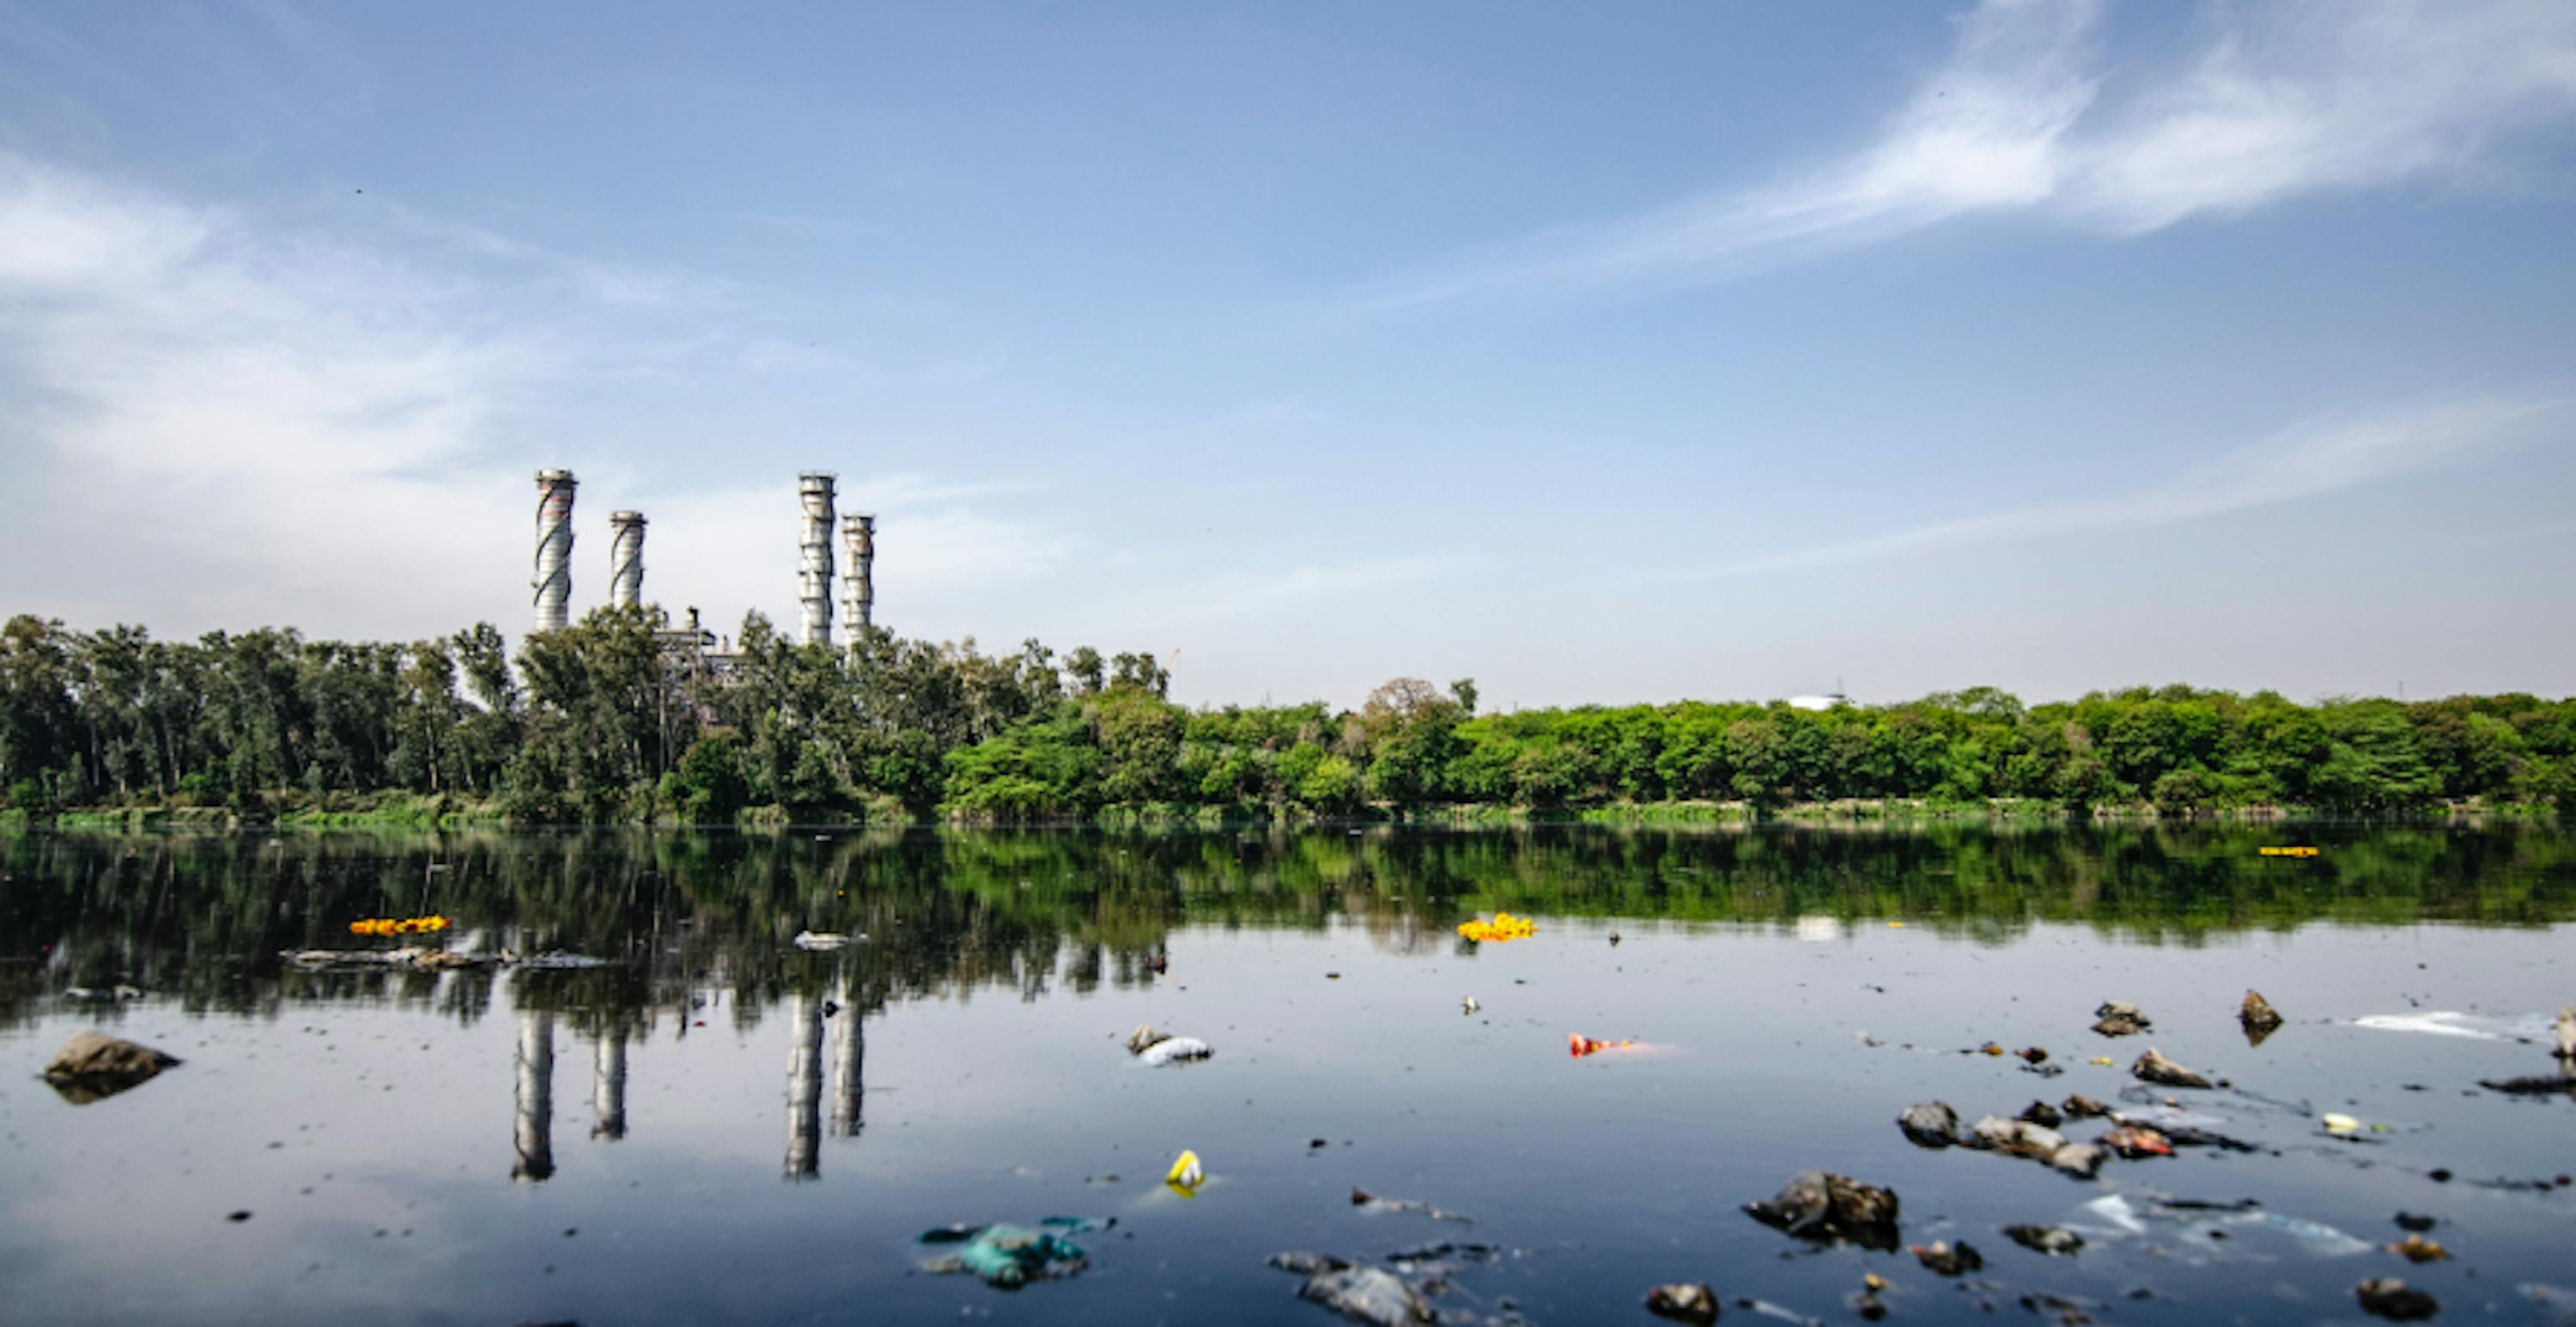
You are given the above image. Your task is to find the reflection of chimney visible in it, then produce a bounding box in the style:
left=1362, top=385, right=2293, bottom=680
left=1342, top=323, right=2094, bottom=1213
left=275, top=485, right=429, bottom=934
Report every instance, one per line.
left=592, top=1030, right=628, bottom=1141
left=608, top=511, right=646, bottom=611
left=839, top=513, right=875, bottom=642
left=532, top=470, right=577, bottom=636
left=798, top=473, right=836, bottom=647
left=785, top=991, right=822, bottom=1180
left=513, top=1010, right=556, bottom=1181
left=829, top=989, right=864, bottom=1138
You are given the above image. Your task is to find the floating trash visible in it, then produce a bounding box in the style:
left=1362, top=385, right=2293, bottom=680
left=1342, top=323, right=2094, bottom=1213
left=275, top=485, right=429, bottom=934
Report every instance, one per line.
left=348, top=916, right=448, bottom=936
left=2258, top=846, right=2321, bottom=858
left=1165, top=1148, right=1204, bottom=1196
left=1455, top=912, right=1535, bottom=943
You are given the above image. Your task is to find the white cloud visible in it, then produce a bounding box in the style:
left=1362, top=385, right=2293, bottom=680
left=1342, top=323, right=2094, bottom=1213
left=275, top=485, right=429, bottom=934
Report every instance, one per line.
left=0, top=155, right=1064, bottom=643
left=1363, top=0, right=2576, bottom=307
left=1698, top=396, right=2562, bottom=577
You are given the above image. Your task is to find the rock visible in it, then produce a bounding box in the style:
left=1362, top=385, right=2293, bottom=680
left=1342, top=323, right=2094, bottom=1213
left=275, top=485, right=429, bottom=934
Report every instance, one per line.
left=2004, top=1225, right=2083, bottom=1257
left=2017, top=1046, right=2050, bottom=1065
left=2356, top=1278, right=2439, bottom=1321
left=2131, top=1048, right=2212, bottom=1089
left=2477, top=1074, right=2576, bottom=1097
left=2047, top=1144, right=2107, bottom=1178
left=2240, top=989, right=2283, bottom=1032
left=1911, top=1240, right=1984, bottom=1276
left=2556, top=1006, right=2574, bottom=1063
left=2019, top=1100, right=2066, bottom=1129
left=1745, top=1170, right=1901, bottom=1251
left=2099, top=1125, right=2174, bottom=1159
left=1644, top=1282, right=1720, bottom=1324
left=1127, top=1024, right=1167, bottom=1055
left=1970, top=1115, right=2064, bottom=1160
left=2061, top=1094, right=2112, bottom=1118
left=2093, top=1001, right=2152, bottom=1038
left=2393, top=1212, right=2438, bottom=1233
left=1270, top=1251, right=1352, bottom=1275
left=42, top=1031, right=180, bottom=1105
left=1297, top=1265, right=1431, bottom=1326
left=1897, top=1101, right=1961, bottom=1148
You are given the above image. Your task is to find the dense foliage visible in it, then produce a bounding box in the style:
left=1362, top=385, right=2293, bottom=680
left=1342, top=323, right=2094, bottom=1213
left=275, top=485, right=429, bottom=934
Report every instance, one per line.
left=3, top=611, right=2570, bottom=824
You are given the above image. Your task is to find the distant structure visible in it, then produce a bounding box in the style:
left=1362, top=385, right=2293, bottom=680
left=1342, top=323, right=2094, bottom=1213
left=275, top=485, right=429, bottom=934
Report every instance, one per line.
left=798, top=472, right=836, bottom=647
left=608, top=510, right=647, bottom=611
left=840, top=513, right=875, bottom=641
left=1787, top=680, right=1851, bottom=712
left=532, top=469, right=578, bottom=636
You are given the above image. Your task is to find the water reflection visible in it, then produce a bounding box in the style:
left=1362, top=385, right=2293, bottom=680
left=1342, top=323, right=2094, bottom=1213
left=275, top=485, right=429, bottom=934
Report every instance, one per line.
left=784, top=990, right=822, bottom=1181
left=513, top=1009, right=554, bottom=1182
left=6, top=823, right=2574, bottom=1044
left=592, top=1029, right=628, bottom=1141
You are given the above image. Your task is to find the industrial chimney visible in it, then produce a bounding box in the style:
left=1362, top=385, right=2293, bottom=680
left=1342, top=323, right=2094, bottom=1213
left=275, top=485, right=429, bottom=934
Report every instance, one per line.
left=608, top=510, right=646, bottom=611
left=532, top=469, right=577, bottom=635
left=840, top=513, right=875, bottom=642
left=797, top=472, right=835, bottom=646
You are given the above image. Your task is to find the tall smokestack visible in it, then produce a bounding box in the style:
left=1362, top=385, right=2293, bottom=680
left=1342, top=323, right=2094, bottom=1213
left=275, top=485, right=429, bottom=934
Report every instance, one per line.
left=608, top=510, right=646, bottom=612
left=532, top=469, right=577, bottom=635
left=798, top=472, right=835, bottom=647
left=840, top=513, right=875, bottom=642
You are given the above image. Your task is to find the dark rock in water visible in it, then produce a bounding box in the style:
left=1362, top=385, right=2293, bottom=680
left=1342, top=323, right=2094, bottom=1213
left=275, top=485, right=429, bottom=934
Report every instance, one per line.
left=2047, top=1143, right=2107, bottom=1178
left=2093, top=1001, right=2152, bottom=1038
left=2132, top=1048, right=2212, bottom=1089
left=1897, top=1101, right=1961, bottom=1148
left=1911, top=1240, right=1984, bottom=1275
left=2240, top=989, right=2284, bottom=1032
left=2018, top=1046, right=2050, bottom=1065
left=2480, top=1074, right=2576, bottom=1097
left=2020, top=1100, right=2066, bottom=1129
left=43, top=1030, right=181, bottom=1105
left=1745, top=1170, right=1902, bottom=1251
left=1270, top=1251, right=1352, bottom=1275
left=2004, top=1225, right=2083, bottom=1257
left=2356, top=1278, right=2439, bottom=1321
left=1297, top=1265, right=1431, bottom=1326
left=2393, top=1212, right=2438, bottom=1233
left=2061, top=1094, right=2112, bottom=1118
left=1643, top=1282, right=1720, bottom=1324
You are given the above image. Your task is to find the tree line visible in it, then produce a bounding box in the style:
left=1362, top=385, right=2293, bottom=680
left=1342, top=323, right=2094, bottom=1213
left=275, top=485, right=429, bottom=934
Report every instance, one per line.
left=3, top=609, right=2571, bottom=824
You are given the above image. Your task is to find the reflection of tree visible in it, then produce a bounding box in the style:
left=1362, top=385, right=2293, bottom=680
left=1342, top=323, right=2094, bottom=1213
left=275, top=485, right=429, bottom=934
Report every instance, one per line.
left=5, top=825, right=2575, bottom=1036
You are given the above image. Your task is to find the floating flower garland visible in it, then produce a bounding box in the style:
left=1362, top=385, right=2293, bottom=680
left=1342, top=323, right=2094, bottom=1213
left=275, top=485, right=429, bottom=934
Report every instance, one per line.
left=348, top=916, right=451, bottom=936
left=1456, top=911, right=1536, bottom=943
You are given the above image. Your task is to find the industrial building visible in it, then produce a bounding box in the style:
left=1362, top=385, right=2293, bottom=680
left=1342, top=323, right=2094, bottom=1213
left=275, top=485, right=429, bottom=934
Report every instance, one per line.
left=526, top=468, right=878, bottom=668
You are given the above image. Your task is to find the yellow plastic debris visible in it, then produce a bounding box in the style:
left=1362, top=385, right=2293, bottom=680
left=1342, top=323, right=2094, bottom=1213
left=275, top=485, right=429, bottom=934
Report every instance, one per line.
left=1455, top=912, right=1536, bottom=943
left=1165, top=1149, right=1204, bottom=1196
left=2322, top=1112, right=2361, bottom=1135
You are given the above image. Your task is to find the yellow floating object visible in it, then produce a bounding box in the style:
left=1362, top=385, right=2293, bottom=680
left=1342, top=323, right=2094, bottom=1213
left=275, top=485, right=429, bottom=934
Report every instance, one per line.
left=2089, top=1056, right=2115, bottom=1066
left=348, top=915, right=451, bottom=937
left=2321, top=1112, right=2361, bottom=1135
left=2258, top=846, right=2321, bottom=858
left=1165, top=1148, right=1203, bottom=1195
left=1456, top=911, right=1537, bottom=943
left=1886, top=921, right=1906, bottom=928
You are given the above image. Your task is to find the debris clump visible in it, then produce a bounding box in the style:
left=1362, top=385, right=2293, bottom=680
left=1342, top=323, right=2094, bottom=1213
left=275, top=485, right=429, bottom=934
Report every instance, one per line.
left=1745, top=1171, right=1901, bottom=1251
left=2092, top=1001, right=2152, bottom=1038
left=2131, top=1048, right=2213, bottom=1089
left=42, top=1031, right=180, bottom=1105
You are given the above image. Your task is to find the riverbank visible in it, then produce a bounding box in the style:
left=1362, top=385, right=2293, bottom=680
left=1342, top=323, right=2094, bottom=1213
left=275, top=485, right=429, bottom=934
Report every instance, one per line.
left=3, top=793, right=2559, bottom=832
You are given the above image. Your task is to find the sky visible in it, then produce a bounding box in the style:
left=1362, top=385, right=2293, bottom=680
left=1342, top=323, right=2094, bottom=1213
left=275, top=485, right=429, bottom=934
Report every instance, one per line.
left=2, top=0, right=2572, bottom=710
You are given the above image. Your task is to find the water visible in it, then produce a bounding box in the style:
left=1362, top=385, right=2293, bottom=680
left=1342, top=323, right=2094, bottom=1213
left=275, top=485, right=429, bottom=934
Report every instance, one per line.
left=3, top=824, right=2573, bottom=1325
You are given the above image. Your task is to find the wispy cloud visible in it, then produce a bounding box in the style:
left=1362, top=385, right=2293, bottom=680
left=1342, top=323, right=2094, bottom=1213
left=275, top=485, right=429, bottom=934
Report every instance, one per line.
left=1698, top=396, right=2562, bottom=577
left=0, top=155, right=1062, bottom=641
left=1361, top=0, right=2576, bottom=308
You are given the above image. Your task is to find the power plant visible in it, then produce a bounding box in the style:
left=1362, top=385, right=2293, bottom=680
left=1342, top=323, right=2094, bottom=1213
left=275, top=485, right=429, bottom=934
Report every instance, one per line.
left=523, top=468, right=881, bottom=655
left=531, top=469, right=577, bottom=636
left=608, top=510, right=646, bottom=611
left=840, top=513, right=875, bottom=640
left=798, top=472, right=835, bottom=647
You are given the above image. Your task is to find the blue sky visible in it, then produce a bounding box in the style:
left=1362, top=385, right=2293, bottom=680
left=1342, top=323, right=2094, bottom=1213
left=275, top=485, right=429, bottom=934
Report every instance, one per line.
left=2, top=0, right=2572, bottom=709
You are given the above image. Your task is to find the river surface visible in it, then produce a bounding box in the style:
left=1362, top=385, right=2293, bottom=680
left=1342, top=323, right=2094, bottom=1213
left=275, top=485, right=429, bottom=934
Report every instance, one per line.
left=3, top=824, right=2573, bottom=1326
